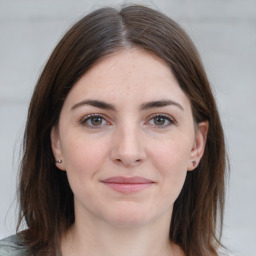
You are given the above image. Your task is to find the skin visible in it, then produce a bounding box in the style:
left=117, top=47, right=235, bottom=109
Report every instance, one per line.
left=51, top=48, right=208, bottom=256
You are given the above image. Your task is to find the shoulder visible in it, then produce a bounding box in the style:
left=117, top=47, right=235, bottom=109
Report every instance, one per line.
left=0, top=234, right=31, bottom=256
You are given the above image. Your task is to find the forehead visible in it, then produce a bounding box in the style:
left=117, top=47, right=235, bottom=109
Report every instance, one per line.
left=63, top=48, right=191, bottom=110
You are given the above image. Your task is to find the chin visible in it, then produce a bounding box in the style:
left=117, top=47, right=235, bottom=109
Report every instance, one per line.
left=104, top=203, right=156, bottom=228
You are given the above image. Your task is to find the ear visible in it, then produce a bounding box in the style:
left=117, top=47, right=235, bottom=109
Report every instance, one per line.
left=50, top=126, right=66, bottom=171
left=187, top=121, right=209, bottom=171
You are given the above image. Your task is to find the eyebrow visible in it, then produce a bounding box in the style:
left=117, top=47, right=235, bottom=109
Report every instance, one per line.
left=71, top=99, right=184, bottom=112
left=71, top=100, right=116, bottom=111
left=140, top=99, right=184, bottom=111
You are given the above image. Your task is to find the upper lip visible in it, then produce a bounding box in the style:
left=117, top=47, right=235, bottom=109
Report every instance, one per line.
left=101, top=176, right=155, bottom=184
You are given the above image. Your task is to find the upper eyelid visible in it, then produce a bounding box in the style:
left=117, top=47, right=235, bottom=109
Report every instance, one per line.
left=146, top=116, right=176, bottom=131
left=146, top=113, right=176, bottom=122
left=79, top=113, right=110, bottom=126
left=79, top=114, right=111, bottom=130
left=80, top=113, right=107, bottom=121
left=78, top=112, right=176, bottom=125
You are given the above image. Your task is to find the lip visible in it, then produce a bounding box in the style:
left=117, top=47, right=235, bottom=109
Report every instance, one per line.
left=101, top=176, right=155, bottom=194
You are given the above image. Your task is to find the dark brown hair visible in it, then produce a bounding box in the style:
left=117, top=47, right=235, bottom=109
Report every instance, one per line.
left=17, top=5, right=227, bottom=256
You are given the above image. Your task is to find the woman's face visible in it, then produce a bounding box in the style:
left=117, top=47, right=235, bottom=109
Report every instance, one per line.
left=51, top=49, right=207, bottom=227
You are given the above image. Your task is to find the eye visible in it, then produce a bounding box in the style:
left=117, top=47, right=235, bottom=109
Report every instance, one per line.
left=147, top=114, right=175, bottom=127
left=80, top=114, right=109, bottom=128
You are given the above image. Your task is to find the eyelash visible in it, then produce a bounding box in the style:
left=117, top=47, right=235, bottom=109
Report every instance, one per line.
left=146, top=114, right=175, bottom=128
left=79, top=114, right=110, bottom=129
left=79, top=113, right=175, bottom=129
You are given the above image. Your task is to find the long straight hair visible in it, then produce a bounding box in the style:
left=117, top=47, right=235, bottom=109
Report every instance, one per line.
left=17, top=5, right=227, bottom=256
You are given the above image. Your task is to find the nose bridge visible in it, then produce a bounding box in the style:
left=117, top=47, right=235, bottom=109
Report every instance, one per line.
left=111, top=120, right=146, bottom=166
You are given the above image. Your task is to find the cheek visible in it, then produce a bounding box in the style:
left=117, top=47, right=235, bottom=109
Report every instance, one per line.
left=60, top=134, right=108, bottom=178
left=150, top=136, right=192, bottom=196
left=152, top=135, right=192, bottom=170
left=60, top=135, right=109, bottom=203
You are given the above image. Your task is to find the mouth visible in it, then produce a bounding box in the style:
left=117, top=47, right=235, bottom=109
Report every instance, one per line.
left=100, top=176, right=155, bottom=194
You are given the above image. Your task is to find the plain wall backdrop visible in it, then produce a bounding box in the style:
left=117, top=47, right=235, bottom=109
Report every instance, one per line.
left=0, top=0, right=255, bottom=255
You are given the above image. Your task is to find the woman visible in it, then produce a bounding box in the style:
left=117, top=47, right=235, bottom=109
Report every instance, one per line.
left=0, top=4, right=227, bottom=256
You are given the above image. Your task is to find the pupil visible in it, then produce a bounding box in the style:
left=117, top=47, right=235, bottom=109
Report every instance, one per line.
left=154, top=117, right=165, bottom=125
left=91, top=117, right=102, bottom=126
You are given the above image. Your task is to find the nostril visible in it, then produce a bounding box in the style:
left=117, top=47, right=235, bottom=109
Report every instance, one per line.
left=114, top=158, right=142, bottom=166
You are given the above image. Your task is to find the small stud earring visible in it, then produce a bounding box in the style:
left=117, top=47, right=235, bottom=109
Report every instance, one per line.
left=56, top=160, right=62, bottom=164
left=192, top=161, right=197, bottom=167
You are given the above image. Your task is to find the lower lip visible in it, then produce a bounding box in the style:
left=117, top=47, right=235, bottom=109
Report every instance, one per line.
left=102, top=183, right=153, bottom=194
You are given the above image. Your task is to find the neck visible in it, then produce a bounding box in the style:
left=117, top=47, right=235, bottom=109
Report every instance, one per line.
left=61, top=208, right=174, bottom=256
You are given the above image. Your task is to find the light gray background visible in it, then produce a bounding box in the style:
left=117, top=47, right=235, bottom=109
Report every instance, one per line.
left=0, top=0, right=255, bottom=255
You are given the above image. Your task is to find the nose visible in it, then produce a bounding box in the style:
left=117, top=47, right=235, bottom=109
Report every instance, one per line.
left=110, top=124, right=146, bottom=167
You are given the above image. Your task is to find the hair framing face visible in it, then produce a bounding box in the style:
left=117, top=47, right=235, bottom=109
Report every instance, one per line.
left=17, top=5, right=226, bottom=256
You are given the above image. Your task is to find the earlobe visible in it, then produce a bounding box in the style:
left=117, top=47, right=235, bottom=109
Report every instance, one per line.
left=50, top=126, right=66, bottom=171
left=188, top=121, right=209, bottom=171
